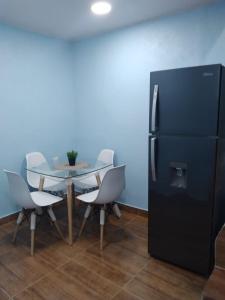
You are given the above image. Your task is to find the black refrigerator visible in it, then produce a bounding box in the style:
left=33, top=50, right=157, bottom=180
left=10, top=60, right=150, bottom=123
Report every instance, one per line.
left=148, top=64, right=225, bottom=276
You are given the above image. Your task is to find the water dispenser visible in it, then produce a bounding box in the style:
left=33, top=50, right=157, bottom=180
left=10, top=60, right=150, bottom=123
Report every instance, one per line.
left=170, top=162, right=187, bottom=189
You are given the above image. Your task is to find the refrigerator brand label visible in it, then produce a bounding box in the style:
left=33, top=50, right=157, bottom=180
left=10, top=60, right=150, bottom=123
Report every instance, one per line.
left=203, top=72, right=214, bottom=77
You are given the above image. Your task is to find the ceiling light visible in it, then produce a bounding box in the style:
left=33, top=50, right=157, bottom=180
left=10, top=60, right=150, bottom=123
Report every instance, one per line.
left=91, top=1, right=112, bottom=15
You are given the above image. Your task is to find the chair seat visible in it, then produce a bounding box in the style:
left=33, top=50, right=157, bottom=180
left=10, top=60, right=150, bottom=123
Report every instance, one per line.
left=73, top=175, right=98, bottom=193
left=74, top=166, right=113, bottom=189
left=78, top=175, right=97, bottom=186
left=43, top=177, right=66, bottom=192
left=76, top=190, right=99, bottom=203
left=31, top=191, right=63, bottom=207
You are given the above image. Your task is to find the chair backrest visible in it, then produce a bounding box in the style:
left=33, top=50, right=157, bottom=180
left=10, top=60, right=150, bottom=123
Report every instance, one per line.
left=98, top=149, right=114, bottom=165
left=4, top=170, right=36, bottom=209
left=97, top=149, right=115, bottom=181
left=26, top=152, right=47, bottom=188
left=95, top=165, right=126, bottom=205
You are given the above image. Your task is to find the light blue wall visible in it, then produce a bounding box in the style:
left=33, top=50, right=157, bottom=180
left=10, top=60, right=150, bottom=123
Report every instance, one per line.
left=71, top=1, right=225, bottom=210
left=1, top=1, right=225, bottom=217
left=0, top=24, right=75, bottom=217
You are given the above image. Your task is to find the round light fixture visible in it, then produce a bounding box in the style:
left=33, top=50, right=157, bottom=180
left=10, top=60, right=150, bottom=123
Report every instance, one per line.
left=91, top=1, right=112, bottom=15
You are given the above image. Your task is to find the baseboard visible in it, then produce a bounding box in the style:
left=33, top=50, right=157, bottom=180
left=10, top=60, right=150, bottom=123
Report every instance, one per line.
left=116, top=202, right=148, bottom=217
left=0, top=201, right=65, bottom=226
left=0, top=211, right=18, bottom=225
left=0, top=201, right=148, bottom=226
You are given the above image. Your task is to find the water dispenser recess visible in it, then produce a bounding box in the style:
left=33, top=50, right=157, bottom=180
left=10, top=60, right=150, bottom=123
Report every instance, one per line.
left=170, top=162, right=187, bottom=189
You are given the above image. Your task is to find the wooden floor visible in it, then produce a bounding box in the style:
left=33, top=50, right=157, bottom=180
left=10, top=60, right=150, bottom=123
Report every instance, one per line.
left=0, top=205, right=207, bottom=300
left=202, top=225, right=225, bottom=299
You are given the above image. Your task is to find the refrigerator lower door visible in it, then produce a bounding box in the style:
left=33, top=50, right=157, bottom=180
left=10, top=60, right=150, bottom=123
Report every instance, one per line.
left=149, top=136, right=217, bottom=276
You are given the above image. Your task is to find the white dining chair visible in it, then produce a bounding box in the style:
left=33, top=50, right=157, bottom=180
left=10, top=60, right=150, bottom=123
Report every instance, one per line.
left=4, top=170, right=64, bottom=256
left=26, top=152, right=66, bottom=192
left=74, top=149, right=114, bottom=191
left=77, top=165, right=126, bottom=250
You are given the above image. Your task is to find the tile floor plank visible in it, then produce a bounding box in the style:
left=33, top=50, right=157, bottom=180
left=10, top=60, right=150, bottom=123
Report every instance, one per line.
left=125, top=217, right=148, bottom=240
left=14, top=269, right=105, bottom=300
left=87, top=243, right=148, bottom=275
left=0, top=288, right=10, bottom=300
left=202, top=267, right=225, bottom=300
left=72, top=252, right=132, bottom=286
left=0, top=206, right=207, bottom=300
left=145, top=258, right=205, bottom=290
left=126, top=277, right=176, bottom=300
left=60, top=260, right=120, bottom=299
left=104, top=228, right=149, bottom=258
left=126, top=261, right=205, bottom=300
left=112, top=289, right=141, bottom=300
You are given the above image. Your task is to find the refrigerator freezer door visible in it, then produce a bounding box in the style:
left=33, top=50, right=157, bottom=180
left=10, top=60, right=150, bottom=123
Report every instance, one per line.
left=150, top=65, right=221, bottom=136
left=149, top=136, right=217, bottom=275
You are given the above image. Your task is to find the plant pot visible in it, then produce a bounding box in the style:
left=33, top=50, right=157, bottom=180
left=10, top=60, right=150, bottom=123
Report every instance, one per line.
left=68, top=157, right=76, bottom=166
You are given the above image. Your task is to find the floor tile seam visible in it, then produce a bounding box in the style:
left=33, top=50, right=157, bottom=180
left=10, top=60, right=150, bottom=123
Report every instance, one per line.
left=59, top=257, right=124, bottom=292
left=142, top=264, right=206, bottom=290
left=119, top=260, right=149, bottom=292
left=135, top=268, right=203, bottom=299
left=0, top=287, right=11, bottom=300
left=10, top=264, right=63, bottom=298
left=70, top=251, right=134, bottom=282
left=56, top=265, right=118, bottom=299
left=83, top=241, right=149, bottom=273
left=112, top=288, right=145, bottom=300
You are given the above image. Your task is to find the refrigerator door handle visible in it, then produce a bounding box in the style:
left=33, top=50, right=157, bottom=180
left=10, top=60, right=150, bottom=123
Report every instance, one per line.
left=151, top=84, right=159, bottom=132
left=151, top=137, right=157, bottom=182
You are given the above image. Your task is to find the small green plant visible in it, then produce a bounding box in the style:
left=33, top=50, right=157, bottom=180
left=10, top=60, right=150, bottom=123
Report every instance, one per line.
left=67, top=150, right=78, bottom=166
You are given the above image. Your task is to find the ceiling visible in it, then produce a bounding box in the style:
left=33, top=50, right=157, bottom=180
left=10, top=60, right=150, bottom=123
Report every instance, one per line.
left=0, top=0, right=217, bottom=41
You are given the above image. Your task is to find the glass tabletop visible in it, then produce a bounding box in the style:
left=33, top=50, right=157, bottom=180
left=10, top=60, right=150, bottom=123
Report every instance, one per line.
left=26, top=160, right=112, bottom=179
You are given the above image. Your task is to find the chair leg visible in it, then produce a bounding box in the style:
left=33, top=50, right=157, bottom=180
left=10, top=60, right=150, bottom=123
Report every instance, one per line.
left=112, top=203, right=122, bottom=219
left=12, top=210, right=24, bottom=243
left=35, top=207, right=43, bottom=216
left=47, top=207, right=64, bottom=240
left=100, top=207, right=105, bottom=251
left=75, top=198, right=81, bottom=208
left=79, top=205, right=92, bottom=237
left=30, top=212, right=36, bottom=256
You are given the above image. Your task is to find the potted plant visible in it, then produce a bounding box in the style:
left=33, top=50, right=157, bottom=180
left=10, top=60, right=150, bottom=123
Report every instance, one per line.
left=67, top=150, right=78, bottom=166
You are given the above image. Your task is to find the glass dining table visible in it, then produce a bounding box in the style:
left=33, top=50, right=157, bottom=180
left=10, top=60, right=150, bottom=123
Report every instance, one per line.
left=26, top=160, right=112, bottom=245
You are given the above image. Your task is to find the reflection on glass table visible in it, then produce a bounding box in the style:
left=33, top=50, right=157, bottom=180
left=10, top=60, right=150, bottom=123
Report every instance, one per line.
left=26, top=160, right=113, bottom=245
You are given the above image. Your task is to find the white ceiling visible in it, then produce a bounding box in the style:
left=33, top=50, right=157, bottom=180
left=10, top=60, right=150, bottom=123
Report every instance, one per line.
left=0, top=0, right=217, bottom=41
